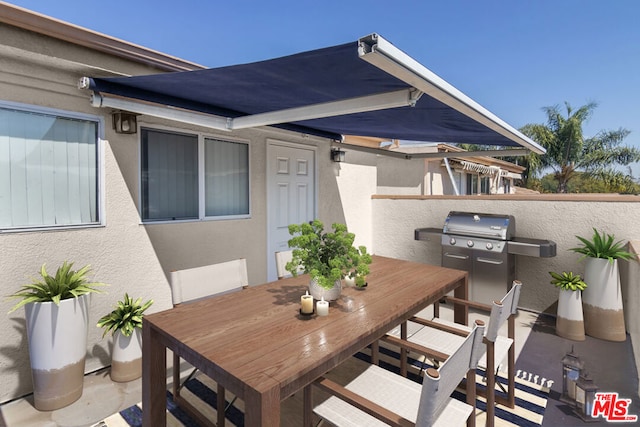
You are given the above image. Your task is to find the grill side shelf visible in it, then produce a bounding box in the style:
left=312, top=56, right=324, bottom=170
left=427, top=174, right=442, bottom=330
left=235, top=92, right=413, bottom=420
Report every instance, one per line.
left=507, top=238, right=557, bottom=257
left=414, top=227, right=443, bottom=241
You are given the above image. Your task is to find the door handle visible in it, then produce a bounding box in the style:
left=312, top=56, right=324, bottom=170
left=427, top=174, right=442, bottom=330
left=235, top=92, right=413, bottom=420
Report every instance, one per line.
left=476, top=257, right=504, bottom=265
left=444, top=253, right=469, bottom=260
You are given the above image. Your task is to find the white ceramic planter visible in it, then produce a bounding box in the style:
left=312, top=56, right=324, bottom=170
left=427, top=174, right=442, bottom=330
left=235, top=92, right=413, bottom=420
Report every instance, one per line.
left=556, top=289, right=585, bottom=341
left=110, top=328, right=143, bottom=382
left=309, top=278, right=342, bottom=301
left=24, top=294, right=90, bottom=411
left=582, top=258, right=626, bottom=341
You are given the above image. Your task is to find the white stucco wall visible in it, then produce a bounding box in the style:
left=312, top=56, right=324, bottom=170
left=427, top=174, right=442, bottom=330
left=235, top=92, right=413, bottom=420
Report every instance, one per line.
left=0, top=23, right=339, bottom=403
left=334, top=151, right=377, bottom=253
left=371, top=196, right=640, bottom=313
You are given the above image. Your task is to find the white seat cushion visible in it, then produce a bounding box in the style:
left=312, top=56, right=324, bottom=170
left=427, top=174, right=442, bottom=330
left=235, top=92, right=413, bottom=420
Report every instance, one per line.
left=314, top=365, right=472, bottom=427
left=410, top=318, right=513, bottom=372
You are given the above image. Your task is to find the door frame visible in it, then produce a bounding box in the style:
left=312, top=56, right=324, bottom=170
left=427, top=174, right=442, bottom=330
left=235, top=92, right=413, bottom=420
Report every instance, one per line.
left=265, top=139, right=318, bottom=281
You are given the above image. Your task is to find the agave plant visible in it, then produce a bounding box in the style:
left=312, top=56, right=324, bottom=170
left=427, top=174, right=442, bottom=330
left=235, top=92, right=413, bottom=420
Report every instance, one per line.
left=569, top=228, right=636, bottom=264
left=97, top=293, right=153, bottom=337
left=549, top=271, right=587, bottom=291
left=8, top=261, right=108, bottom=313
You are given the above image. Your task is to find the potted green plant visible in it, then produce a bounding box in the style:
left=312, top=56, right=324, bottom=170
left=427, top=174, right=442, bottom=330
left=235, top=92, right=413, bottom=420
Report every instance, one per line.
left=97, top=293, right=153, bottom=382
left=285, top=220, right=372, bottom=300
left=7, top=261, right=107, bottom=410
left=549, top=271, right=587, bottom=341
left=570, top=228, right=636, bottom=341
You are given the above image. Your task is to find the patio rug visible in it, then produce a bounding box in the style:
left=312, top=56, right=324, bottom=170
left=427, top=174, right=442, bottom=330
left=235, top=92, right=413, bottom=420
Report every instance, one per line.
left=96, top=346, right=549, bottom=427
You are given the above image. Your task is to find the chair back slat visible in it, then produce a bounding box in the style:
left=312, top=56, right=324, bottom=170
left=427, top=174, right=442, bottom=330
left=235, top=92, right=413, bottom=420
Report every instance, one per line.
left=170, top=258, right=248, bottom=305
left=275, top=250, right=294, bottom=279
left=416, top=321, right=485, bottom=426
left=486, top=280, right=522, bottom=342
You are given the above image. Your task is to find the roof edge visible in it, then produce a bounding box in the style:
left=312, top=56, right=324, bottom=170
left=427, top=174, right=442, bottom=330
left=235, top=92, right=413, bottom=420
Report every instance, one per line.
left=0, top=2, right=205, bottom=72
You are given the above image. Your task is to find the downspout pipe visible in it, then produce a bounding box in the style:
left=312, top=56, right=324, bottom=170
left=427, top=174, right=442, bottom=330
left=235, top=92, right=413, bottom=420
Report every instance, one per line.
left=444, top=158, right=460, bottom=196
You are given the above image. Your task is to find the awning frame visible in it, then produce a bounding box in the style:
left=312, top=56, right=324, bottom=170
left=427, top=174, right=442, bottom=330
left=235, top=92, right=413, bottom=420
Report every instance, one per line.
left=80, top=33, right=545, bottom=155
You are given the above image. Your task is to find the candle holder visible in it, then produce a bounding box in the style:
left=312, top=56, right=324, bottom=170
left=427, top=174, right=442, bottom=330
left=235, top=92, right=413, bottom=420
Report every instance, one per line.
left=299, top=308, right=315, bottom=317
left=574, top=371, right=599, bottom=422
left=561, top=346, right=584, bottom=405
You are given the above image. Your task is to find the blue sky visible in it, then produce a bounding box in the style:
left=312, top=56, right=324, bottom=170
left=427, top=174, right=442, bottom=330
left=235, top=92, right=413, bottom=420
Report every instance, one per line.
left=8, top=0, right=640, bottom=175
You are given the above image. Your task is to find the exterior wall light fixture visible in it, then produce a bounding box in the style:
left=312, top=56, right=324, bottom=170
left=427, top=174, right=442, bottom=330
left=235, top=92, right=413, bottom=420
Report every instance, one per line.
left=331, top=148, right=346, bottom=162
left=112, top=111, right=138, bottom=134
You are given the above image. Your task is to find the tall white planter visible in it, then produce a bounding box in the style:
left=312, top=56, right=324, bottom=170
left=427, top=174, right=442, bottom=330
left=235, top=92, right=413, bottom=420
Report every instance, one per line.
left=556, top=289, right=585, bottom=341
left=110, top=328, right=143, bottom=382
left=24, top=294, right=90, bottom=410
left=582, top=258, right=626, bottom=341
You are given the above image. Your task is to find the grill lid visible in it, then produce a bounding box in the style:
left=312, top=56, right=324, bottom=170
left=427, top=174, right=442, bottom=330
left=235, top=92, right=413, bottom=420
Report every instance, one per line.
left=443, top=211, right=515, bottom=241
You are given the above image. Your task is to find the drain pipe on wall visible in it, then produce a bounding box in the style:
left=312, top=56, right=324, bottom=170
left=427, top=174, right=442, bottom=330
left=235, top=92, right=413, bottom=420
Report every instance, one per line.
left=444, top=158, right=460, bottom=195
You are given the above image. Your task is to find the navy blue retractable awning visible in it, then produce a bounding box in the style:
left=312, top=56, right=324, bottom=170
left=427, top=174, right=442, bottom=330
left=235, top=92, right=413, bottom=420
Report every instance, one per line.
left=84, top=33, right=544, bottom=154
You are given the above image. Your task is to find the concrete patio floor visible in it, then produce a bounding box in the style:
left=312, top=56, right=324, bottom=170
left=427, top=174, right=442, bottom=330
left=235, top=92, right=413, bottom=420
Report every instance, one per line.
left=0, top=308, right=637, bottom=426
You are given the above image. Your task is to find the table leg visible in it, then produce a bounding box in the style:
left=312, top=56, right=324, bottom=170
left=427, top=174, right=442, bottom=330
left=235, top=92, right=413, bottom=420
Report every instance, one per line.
left=303, top=384, right=313, bottom=427
left=244, top=386, right=280, bottom=427
left=142, top=321, right=167, bottom=427
left=453, top=275, right=469, bottom=325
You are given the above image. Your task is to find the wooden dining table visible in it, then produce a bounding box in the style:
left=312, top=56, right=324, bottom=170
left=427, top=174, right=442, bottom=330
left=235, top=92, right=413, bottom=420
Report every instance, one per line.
left=142, top=255, right=468, bottom=427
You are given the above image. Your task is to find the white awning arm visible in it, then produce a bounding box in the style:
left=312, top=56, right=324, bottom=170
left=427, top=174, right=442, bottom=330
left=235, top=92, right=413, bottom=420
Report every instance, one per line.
left=230, top=88, right=422, bottom=130
left=84, top=82, right=423, bottom=132
left=357, top=33, right=546, bottom=155
left=89, top=92, right=230, bottom=131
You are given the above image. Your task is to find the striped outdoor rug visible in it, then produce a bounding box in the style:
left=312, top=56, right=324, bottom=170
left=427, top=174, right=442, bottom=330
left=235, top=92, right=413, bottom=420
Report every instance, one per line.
left=98, top=346, right=548, bottom=427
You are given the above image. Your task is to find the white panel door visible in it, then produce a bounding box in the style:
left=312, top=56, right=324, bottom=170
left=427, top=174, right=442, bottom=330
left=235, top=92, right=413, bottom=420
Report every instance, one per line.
left=267, top=142, right=316, bottom=281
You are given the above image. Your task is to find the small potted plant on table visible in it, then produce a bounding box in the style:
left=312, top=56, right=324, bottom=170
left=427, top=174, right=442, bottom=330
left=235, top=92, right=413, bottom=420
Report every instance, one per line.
left=7, top=262, right=107, bottom=410
left=97, top=293, right=153, bottom=382
left=570, top=228, right=636, bottom=341
left=550, top=271, right=587, bottom=341
left=285, top=220, right=372, bottom=301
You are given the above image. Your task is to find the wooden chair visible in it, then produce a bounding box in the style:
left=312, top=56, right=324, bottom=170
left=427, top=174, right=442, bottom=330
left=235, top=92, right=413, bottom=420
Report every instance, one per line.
left=403, top=280, right=522, bottom=427
left=169, top=258, right=248, bottom=427
left=309, top=320, right=486, bottom=427
left=275, top=250, right=294, bottom=279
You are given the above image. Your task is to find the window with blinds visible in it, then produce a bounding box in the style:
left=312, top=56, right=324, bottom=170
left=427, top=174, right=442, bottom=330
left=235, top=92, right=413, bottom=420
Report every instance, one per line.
left=141, top=128, right=250, bottom=222
left=0, top=105, right=100, bottom=230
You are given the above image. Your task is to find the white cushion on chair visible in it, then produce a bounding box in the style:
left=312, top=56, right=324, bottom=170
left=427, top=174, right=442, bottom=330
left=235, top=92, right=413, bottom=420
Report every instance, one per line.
left=314, top=365, right=472, bottom=427
left=412, top=318, right=513, bottom=372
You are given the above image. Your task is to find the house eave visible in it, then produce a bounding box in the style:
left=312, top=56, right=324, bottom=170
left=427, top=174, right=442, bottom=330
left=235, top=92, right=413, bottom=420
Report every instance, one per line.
left=0, top=2, right=205, bottom=72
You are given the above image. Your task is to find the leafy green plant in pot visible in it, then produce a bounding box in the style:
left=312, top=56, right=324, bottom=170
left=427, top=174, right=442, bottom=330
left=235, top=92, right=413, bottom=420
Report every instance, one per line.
left=569, top=228, right=636, bottom=341
left=549, top=271, right=587, bottom=341
left=7, top=261, right=107, bottom=410
left=285, top=220, right=372, bottom=301
left=97, top=293, right=153, bottom=382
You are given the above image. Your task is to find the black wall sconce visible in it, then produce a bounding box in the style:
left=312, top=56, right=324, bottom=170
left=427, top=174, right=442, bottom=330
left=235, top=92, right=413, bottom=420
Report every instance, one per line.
left=331, top=148, right=346, bottom=163
left=112, top=111, right=138, bottom=134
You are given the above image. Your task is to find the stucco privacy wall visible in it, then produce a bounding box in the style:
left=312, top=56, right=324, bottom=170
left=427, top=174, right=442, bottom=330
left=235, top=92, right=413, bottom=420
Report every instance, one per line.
left=371, top=195, right=640, bottom=313
left=621, top=240, right=640, bottom=391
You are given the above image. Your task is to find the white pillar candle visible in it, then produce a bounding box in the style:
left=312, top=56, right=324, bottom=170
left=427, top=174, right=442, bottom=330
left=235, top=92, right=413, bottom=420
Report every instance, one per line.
left=344, top=275, right=356, bottom=287
left=316, top=297, right=329, bottom=316
left=301, top=291, right=314, bottom=314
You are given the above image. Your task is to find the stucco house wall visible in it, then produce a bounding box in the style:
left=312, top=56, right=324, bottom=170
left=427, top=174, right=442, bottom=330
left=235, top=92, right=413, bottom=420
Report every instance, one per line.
left=0, top=15, right=339, bottom=403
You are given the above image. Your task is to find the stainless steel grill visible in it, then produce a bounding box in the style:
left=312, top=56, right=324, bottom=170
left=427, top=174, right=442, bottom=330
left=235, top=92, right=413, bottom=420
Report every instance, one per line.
left=415, top=211, right=556, bottom=304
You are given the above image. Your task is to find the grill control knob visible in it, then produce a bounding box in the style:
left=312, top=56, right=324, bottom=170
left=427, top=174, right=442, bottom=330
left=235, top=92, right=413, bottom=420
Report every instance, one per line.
left=449, top=237, right=456, bottom=245
left=486, top=242, right=494, bottom=250
left=467, top=240, right=474, bottom=247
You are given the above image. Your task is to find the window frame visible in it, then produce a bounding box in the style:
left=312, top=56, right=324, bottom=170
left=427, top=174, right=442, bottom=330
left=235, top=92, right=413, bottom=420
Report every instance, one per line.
left=0, top=100, right=105, bottom=233
left=139, top=126, right=251, bottom=224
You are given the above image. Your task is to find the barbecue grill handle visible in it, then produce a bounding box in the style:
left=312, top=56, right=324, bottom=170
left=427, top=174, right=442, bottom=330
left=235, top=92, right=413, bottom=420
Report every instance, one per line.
left=443, top=253, right=469, bottom=260
left=476, top=257, right=504, bottom=265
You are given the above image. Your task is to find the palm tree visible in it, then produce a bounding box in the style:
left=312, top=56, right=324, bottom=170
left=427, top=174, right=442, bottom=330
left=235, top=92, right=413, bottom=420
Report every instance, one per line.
left=520, top=102, right=640, bottom=193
